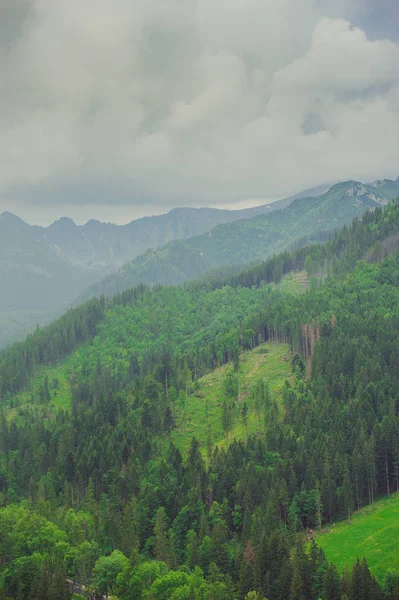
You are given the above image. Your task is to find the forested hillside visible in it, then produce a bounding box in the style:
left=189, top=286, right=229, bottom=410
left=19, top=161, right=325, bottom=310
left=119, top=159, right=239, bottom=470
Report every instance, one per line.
left=0, top=196, right=293, bottom=349
left=80, top=179, right=399, bottom=301
left=2, top=200, right=399, bottom=599
left=2, top=178, right=396, bottom=350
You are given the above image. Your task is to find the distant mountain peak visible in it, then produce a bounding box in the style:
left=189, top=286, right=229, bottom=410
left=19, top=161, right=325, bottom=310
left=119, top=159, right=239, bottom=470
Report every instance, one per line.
left=1, top=210, right=20, bottom=219
left=48, top=216, right=78, bottom=229
left=84, top=219, right=103, bottom=226
left=369, top=176, right=398, bottom=187
left=0, top=211, right=27, bottom=226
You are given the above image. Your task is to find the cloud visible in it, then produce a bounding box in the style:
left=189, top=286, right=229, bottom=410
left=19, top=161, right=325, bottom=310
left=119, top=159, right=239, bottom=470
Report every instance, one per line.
left=0, top=0, right=398, bottom=223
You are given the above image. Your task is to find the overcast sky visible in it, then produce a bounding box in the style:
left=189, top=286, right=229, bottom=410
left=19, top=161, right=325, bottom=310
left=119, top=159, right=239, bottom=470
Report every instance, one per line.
left=0, top=0, right=398, bottom=224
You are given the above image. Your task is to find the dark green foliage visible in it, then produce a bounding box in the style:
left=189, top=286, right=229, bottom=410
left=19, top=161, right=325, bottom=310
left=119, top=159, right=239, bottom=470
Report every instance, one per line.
left=0, top=296, right=105, bottom=398
left=3, top=199, right=399, bottom=598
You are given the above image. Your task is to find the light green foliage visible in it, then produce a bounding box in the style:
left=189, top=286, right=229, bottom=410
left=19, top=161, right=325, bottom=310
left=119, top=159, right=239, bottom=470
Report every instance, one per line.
left=119, top=561, right=234, bottom=600
left=317, top=493, right=399, bottom=579
left=172, top=342, right=291, bottom=453
left=0, top=505, right=73, bottom=597
left=92, top=549, right=129, bottom=596
left=147, top=570, right=190, bottom=600
left=64, top=509, right=95, bottom=545
left=278, top=271, right=309, bottom=296
left=244, top=592, right=268, bottom=600
left=6, top=356, right=74, bottom=423
left=66, top=540, right=100, bottom=587
left=123, top=561, right=169, bottom=599
left=72, top=285, right=274, bottom=383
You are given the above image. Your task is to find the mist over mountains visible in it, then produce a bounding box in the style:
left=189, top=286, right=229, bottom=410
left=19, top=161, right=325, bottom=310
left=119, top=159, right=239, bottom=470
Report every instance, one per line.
left=80, top=178, right=399, bottom=301
left=1, top=178, right=398, bottom=348
left=0, top=194, right=295, bottom=348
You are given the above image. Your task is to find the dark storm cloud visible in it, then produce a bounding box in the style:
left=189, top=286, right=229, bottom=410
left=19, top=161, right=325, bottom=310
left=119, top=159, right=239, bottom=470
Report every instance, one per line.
left=0, top=0, right=398, bottom=223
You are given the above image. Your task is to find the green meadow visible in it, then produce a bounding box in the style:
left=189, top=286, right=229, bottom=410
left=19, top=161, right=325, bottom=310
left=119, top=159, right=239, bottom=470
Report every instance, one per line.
left=317, top=493, right=399, bottom=579
left=6, top=357, right=73, bottom=424
left=278, top=270, right=309, bottom=296
left=172, top=342, right=292, bottom=455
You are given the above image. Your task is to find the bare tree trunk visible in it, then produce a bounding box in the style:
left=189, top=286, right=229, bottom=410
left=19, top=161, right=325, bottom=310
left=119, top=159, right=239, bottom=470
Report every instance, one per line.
left=386, top=454, right=390, bottom=495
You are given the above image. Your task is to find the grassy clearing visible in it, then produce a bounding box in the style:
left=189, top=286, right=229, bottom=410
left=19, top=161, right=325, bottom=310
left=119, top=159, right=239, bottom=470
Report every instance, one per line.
left=278, top=270, right=309, bottom=296
left=6, top=357, right=74, bottom=424
left=317, top=493, right=399, bottom=579
left=172, top=342, right=292, bottom=455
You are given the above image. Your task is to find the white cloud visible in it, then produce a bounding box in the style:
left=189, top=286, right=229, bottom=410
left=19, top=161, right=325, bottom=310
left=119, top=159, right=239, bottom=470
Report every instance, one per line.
left=0, top=1, right=398, bottom=223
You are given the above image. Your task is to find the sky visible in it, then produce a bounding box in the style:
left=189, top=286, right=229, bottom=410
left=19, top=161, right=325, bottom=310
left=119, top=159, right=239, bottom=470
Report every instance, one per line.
left=0, top=0, right=398, bottom=225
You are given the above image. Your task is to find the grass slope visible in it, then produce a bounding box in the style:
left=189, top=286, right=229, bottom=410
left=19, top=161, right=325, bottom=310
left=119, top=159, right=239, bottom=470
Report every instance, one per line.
left=278, top=271, right=309, bottom=296
left=317, top=493, right=399, bottom=579
left=172, top=342, right=292, bottom=455
left=6, top=358, right=73, bottom=424
left=3, top=275, right=303, bottom=429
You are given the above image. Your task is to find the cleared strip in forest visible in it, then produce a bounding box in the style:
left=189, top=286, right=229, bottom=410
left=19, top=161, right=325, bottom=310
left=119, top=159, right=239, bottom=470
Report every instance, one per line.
left=172, top=342, right=292, bottom=454
left=5, top=357, right=73, bottom=424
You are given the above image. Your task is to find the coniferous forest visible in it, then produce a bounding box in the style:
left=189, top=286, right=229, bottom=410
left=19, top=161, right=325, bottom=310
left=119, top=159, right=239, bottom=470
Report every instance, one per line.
left=3, top=202, right=399, bottom=599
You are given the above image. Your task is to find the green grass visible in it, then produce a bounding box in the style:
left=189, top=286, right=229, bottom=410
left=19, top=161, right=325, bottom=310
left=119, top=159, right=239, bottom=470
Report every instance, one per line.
left=317, top=493, right=399, bottom=579
left=278, top=271, right=309, bottom=296
left=6, top=357, right=73, bottom=424
left=172, top=342, right=292, bottom=455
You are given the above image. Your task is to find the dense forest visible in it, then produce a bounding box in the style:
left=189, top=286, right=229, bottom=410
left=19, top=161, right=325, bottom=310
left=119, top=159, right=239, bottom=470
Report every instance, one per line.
left=2, top=201, right=399, bottom=599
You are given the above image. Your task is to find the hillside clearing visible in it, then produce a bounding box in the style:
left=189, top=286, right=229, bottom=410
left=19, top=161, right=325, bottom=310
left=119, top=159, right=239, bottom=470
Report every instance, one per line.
left=172, top=342, right=292, bottom=454
left=6, top=358, right=73, bottom=424
left=317, top=493, right=399, bottom=579
left=278, top=270, right=309, bottom=296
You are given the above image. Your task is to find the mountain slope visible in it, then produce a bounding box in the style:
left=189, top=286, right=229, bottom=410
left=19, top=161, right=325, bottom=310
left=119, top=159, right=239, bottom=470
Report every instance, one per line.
left=317, top=493, right=399, bottom=579
left=172, top=341, right=292, bottom=454
left=0, top=196, right=295, bottom=348
left=0, top=212, right=106, bottom=348
left=81, top=178, right=399, bottom=300
left=3, top=196, right=399, bottom=403
left=4, top=201, right=399, bottom=596
left=41, top=184, right=330, bottom=269
left=4, top=196, right=296, bottom=271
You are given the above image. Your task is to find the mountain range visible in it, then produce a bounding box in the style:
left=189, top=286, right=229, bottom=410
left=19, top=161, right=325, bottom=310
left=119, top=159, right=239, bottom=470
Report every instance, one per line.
left=0, top=195, right=295, bottom=348
left=1, top=178, right=398, bottom=348
left=80, top=178, right=399, bottom=301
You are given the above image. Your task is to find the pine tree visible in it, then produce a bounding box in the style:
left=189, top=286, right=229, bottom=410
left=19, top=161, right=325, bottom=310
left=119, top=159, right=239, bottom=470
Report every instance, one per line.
left=154, top=507, right=169, bottom=563
left=120, top=495, right=139, bottom=560
left=241, top=402, right=249, bottom=440
left=238, top=543, right=255, bottom=599
left=289, top=543, right=311, bottom=600
left=342, top=458, right=354, bottom=523
left=322, top=563, right=341, bottom=600
left=49, top=564, right=71, bottom=600
left=185, top=529, right=199, bottom=569
left=165, top=530, right=178, bottom=570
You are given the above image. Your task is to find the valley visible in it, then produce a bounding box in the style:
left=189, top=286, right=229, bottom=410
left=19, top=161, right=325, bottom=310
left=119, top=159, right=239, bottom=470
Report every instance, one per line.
left=2, top=3, right=398, bottom=597
left=0, top=197, right=293, bottom=349
left=2, top=178, right=398, bottom=350
left=82, top=179, right=399, bottom=301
